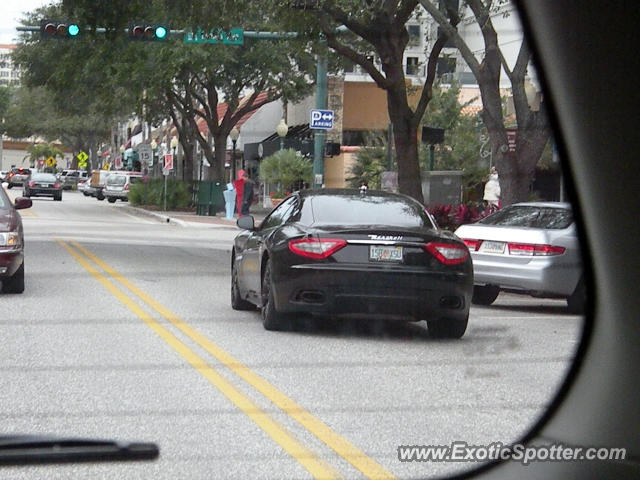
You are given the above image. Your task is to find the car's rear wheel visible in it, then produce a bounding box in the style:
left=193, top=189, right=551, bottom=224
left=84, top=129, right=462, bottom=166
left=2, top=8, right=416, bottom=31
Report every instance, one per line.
left=54, top=194, right=62, bottom=201
left=261, top=261, right=292, bottom=331
left=2, top=262, right=25, bottom=294
left=427, top=314, right=468, bottom=339
left=471, top=285, right=500, bottom=305
left=231, top=256, right=255, bottom=311
left=567, top=277, right=586, bottom=314
left=6, top=184, right=12, bottom=189
left=107, top=197, right=116, bottom=203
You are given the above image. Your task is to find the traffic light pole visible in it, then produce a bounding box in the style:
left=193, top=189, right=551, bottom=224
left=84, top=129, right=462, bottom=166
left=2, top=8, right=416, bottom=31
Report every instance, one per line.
left=313, top=52, right=327, bottom=189
left=18, top=25, right=331, bottom=189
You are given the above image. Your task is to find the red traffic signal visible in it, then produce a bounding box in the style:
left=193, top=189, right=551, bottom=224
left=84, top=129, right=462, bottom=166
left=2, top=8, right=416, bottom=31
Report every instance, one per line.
left=128, top=24, right=169, bottom=41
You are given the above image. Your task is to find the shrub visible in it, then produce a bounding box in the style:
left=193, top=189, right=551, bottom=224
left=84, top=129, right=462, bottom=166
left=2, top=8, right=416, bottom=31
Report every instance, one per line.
left=259, top=149, right=312, bottom=193
left=129, top=178, right=192, bottom=210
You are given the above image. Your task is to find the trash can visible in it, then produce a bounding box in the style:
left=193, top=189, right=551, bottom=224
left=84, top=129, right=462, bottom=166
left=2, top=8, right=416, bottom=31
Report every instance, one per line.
left=197, top=181, right=226, bottom=216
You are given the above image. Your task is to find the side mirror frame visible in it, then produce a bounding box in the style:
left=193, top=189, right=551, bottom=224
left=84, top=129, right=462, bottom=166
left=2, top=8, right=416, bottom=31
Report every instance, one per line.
left=237, top=215, right=255, bottom=231
left=14, top=197, right=33, bottom=210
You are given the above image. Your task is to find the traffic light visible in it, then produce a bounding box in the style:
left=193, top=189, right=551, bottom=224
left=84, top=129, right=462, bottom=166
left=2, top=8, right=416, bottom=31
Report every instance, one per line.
left=128, top=23, right=169, bottom=41
left=40, top=20, right=80, bottom=39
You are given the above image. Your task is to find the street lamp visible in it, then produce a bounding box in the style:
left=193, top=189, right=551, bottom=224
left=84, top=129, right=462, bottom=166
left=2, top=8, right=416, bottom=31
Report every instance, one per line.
left=230, top=127, right=240, bottom=182
left=170, top=136, right=179, bottom=177
left=276, top=119, right=288, bottom=150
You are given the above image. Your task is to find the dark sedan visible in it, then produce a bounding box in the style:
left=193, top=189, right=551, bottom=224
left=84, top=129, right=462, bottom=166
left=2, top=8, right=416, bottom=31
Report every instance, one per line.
left=23, top=173, right=63, bottom=201
left=232, top=189, right=473, bottom=338
left=0, top=185, right=32, bottom=293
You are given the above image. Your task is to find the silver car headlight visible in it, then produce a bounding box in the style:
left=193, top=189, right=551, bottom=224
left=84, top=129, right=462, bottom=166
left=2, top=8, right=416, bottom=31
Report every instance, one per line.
left=0, top=232, right=21, bottom=248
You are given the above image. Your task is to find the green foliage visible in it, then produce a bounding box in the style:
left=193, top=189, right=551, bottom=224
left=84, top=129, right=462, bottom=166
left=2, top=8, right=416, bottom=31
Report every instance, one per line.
left=25, top=143, right=64, bottom=168
left=347, top=146, right=388, bottom=190
left=420, top=82, right=485, bottom=195
left=129, top=178, right=191, bottom=210
left=259, top=149, right=313, bottom=193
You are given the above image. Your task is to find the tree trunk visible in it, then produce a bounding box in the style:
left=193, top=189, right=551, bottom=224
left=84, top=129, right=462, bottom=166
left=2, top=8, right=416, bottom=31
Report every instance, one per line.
left=387, top=90, right=423, bottom=203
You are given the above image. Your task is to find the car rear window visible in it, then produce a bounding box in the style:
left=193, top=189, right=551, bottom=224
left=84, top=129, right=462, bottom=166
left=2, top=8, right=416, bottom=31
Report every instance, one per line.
left=129, top=176, right=143, bottom=184
left=309, top=194, right=435, bottom=228
left=31, top=173, right=57, bottom=182
left=479, top=206, right=573, bottom=229
left=107, top=175, right=126, bottom=185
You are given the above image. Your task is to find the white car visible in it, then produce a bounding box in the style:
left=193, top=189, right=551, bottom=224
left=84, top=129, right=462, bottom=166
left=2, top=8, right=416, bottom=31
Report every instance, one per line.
left=454, top=202, right=584, bottom=312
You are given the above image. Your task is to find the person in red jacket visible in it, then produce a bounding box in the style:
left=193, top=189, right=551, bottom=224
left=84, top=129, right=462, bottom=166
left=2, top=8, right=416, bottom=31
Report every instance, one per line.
left=232, top=170, right=245, bottom=216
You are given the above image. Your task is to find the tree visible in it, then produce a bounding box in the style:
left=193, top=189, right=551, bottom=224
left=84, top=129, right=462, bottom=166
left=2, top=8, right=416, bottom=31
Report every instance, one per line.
left=287, top=1, right=459, bottom=203
left=419, top=0, right=550, bottom=205
left=259, top=149, right=313, bottom=194
left=25, top=142, right=64, bottom=169
left=420, top=81, right=484, bottom=195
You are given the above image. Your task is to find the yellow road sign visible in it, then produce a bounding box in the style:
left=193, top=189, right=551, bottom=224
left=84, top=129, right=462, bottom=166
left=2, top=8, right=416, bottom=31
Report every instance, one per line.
left=102, top=163, right=110, bottom=170
left=77, top=151, right=88, bottom=162
left=46, top=157, right=56, bottom=167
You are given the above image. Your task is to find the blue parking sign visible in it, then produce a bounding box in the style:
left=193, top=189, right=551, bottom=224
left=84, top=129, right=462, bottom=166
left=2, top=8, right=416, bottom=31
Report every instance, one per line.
left=310, top=109, right=334, bottom=129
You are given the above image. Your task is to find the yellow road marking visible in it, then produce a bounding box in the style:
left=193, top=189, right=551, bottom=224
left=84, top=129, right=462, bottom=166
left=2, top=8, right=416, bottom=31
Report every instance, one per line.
left=57, top=239, right=341, bottom=480
left=70, top=240, right=396, bottom=480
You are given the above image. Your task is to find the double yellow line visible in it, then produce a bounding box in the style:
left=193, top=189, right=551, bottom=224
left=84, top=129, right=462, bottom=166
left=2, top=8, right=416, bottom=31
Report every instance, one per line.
left=57, top=239, right=395, bottom=480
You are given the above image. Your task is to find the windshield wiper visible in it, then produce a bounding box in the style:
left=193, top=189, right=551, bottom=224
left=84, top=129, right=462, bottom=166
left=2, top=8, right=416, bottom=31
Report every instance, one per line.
left=0, top=435, right=159, bottom=465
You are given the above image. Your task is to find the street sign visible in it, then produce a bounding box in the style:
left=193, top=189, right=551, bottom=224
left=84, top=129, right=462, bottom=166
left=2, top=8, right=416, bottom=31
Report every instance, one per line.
left=46, top=157, right=56, bottom=167
left=77, top=151, right=88, bottom=162
left=184, top=28, right=244, bottom=45
left=138, top=144, right=153, bottom=166
left=310, top=109, right=334, bottom=129
left=163, top=154, right=173, bottom=175
left=114, top=156, right=122, bottom=169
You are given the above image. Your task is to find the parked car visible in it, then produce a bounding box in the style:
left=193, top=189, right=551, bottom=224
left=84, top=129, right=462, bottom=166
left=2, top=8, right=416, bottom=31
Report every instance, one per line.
left=0, top=183, right=32, bottom=293
left=4, top=167, right=31, bottom=189
left=88, top=170, right=113, bottom=200
left=232, top=189, right=473, bottom=338
left=104, top=172, right=144, bottom=203
left=23, top=172, right=63, bottom=201
left=454, top=202, right=583, bottom=312
left=78, top=175, right=92, bottom=195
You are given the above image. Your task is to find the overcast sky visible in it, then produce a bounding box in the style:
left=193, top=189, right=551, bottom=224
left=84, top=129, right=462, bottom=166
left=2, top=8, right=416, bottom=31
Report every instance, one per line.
left=0, top=1, right=50, bottom=45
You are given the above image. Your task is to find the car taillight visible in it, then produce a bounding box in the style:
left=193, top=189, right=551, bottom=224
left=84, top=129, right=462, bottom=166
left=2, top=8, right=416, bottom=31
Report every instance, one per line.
left=29, top=181, right=36, bottom=187
left=8, top=173, right=14, bottom=178
left=124, top=184, right=130, bottom=190
left=289, top=238, right=347, bottom=259
left=462, top=238, right=482, bottom=251
left=424, top=242, right=469, bottom=265
left=507, top=243, right=566, bottom=256
left=54, top=183, right=61, bottom=189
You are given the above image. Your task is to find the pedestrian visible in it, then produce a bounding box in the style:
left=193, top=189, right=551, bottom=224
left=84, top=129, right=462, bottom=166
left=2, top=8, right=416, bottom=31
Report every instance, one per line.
left=241, top=171, right=254, bottom=216
left=483, top=166, right=501, bottom=213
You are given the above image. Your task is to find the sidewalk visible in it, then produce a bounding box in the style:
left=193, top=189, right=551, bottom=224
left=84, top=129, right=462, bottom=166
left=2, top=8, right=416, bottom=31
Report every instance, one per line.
left=120, top=203, right=271, bottom=229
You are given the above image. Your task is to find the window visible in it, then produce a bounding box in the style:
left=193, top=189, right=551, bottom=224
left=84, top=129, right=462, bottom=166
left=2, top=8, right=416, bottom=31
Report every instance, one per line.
left=406, top=56, right=421, bottom=75
left=407, top=25, right=421, bottom=47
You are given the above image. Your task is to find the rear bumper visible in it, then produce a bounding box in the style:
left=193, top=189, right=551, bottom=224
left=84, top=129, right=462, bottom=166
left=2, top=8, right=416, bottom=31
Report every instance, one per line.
left=471, top=253, right=581, bottom=296
left=27, top=188, right=61, bottom=197
left=273, top=264, right=472, bottom=321
left=104, top=190, right=128, bottom=200
left=0, top=250, right=23, bottom=277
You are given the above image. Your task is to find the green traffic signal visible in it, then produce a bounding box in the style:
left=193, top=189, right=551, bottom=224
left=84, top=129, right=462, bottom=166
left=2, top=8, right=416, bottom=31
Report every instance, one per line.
left=40, top=20, right=80, bottom=39
left=128, top=23, right=169, bottom=41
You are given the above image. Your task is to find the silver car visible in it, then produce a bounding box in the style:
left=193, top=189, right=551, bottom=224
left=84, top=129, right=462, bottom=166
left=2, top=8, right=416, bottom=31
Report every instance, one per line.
left=454, top=202, right=584, bottom=313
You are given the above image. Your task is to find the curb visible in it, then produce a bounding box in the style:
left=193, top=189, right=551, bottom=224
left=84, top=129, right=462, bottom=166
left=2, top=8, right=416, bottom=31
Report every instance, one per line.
left=120, top=205, right=187, bottom=227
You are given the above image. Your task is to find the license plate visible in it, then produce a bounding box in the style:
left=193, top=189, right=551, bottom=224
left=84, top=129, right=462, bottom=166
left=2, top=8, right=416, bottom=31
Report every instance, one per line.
left=369, top=245, right=403, bottom=262
left=479, top=240, right=506, bottom=254
left=39, top=184, right=51, bottom=188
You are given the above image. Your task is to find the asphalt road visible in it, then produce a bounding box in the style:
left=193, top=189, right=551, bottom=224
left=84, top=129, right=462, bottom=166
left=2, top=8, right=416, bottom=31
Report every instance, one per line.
left=0, top=190, right=584, bottom=479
